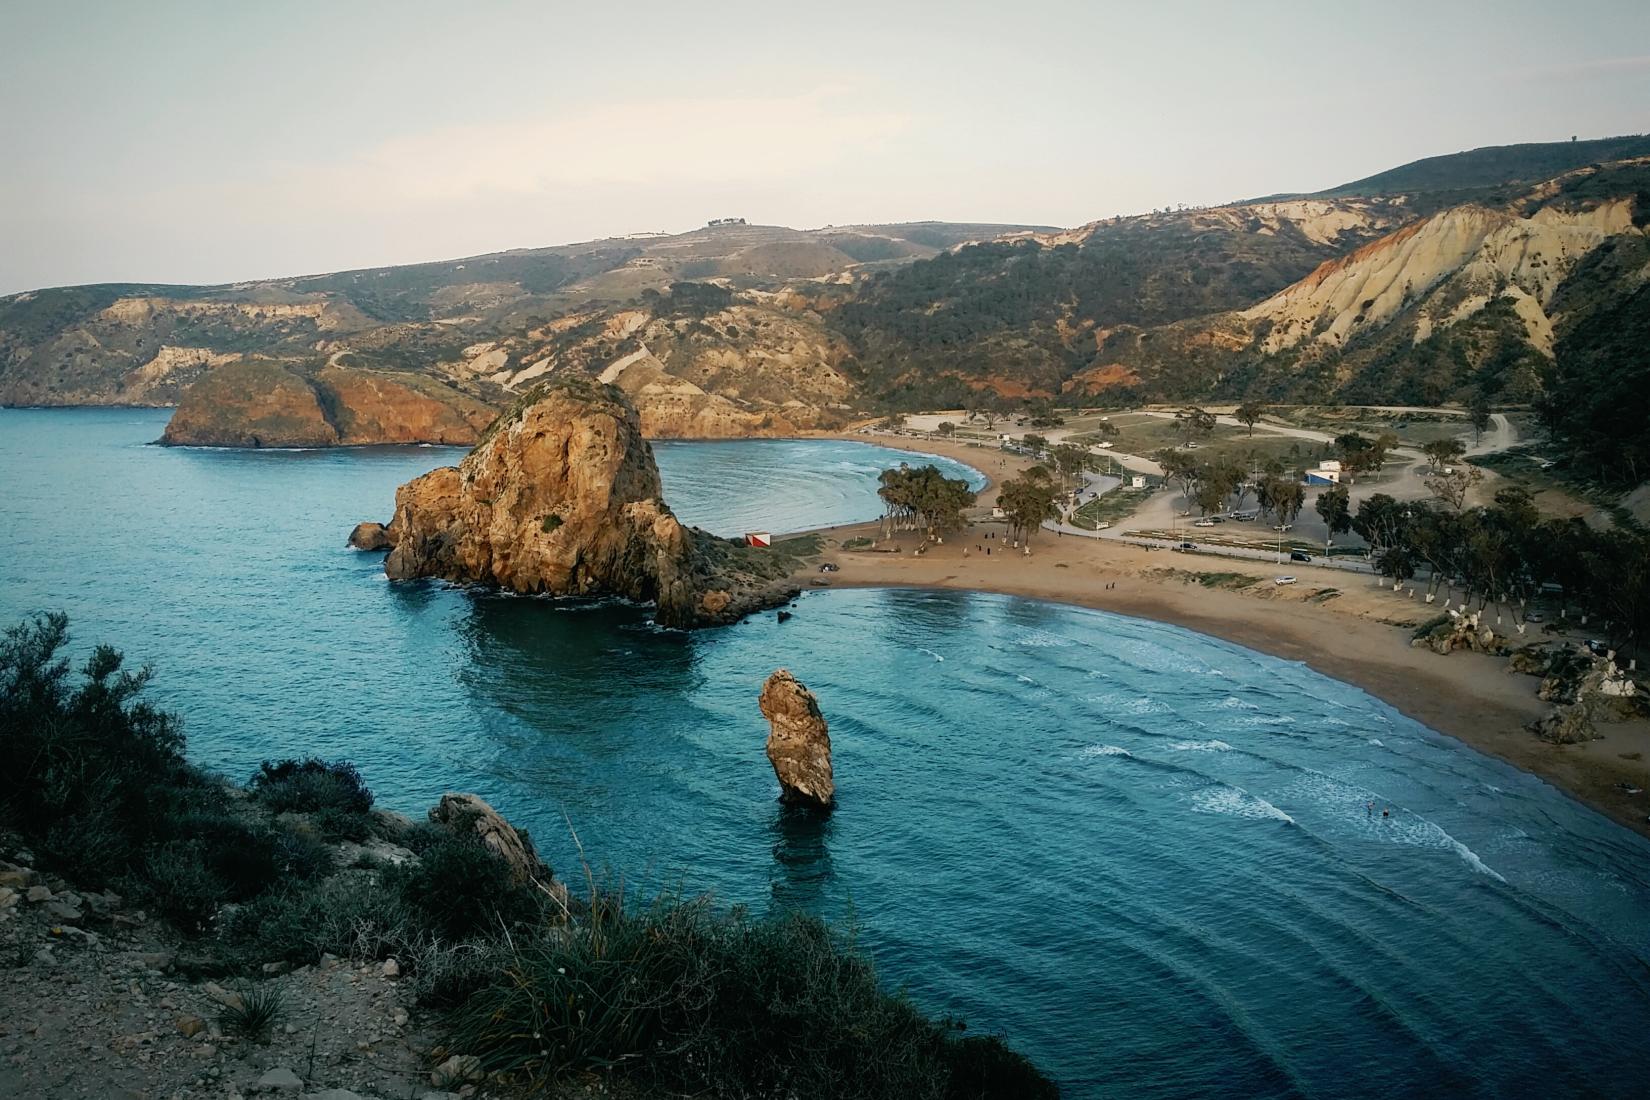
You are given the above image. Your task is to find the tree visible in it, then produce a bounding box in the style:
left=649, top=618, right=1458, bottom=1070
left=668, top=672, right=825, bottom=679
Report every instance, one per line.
left=1051, top=443, right=1090, bottom=490
left=1175, top=406, right=1216, bottom=443
left=1235, top=401, right=1265, bottom=436
left=1470, top=392, right=1493, bottom=444
left=936, top=421, right=956, bottom=438
left=998, top=467, right=1060, bottom=546
left=1022, top=433, right=1049, bottom=456
left=1154, top=448, right=1200, bottom=511
left=1334, top=432, right=1374, bottom=479
left=878, top=464, right=978, bottom=539
left=1259, top=475, right=1304, bottom=527
left=1423, top=438, right=1466, bottom=473
left=1426, top=466, right=1483, bottom=511
left=879, top=413, right=907, bottom=431
left=1314, top=483, right=1351, bottom=554
left=1370, top=431, right=1399, bottom=473
left=1091, top=419, right=1120, bottom=440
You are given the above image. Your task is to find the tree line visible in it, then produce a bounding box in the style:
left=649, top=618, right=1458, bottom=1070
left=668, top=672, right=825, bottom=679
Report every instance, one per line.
left=1354, top=488, right=1650, bottom=654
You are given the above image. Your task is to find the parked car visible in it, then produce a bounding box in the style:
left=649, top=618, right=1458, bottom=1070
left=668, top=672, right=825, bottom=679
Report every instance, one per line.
left=1525, top=611, right=1545, bottom=623
left=1193, top=519, right=1215, bottom=528
left=1585, top=639, right=1611, bottom=657
left=1096, top=521, right=1111, bottom=530
left=1186, top=442, right=1201, bottom=450
left=1274, top=576, right=1298, bottom=585
left=1177, top=540, right=1198, bottom=551
left=1290, top=550, right=1313, bottom=563
left=819, top=563, right=840, bottom=573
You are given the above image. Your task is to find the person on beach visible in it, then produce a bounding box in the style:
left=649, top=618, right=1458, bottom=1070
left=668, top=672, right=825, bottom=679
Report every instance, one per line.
left=1382, top=807, right=1391, bottom=819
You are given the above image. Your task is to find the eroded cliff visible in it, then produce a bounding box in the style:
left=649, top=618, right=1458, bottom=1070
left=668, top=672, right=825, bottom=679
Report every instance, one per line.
left=160, top=361, right=497, bottom=447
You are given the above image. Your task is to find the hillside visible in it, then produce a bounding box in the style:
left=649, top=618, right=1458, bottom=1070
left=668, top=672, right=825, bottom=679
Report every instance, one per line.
left=4, top=135, right=1647, bottom=459
left=1096, top=159, right=1650, bottom=408
left=0, top=220, right=1044, bottom=443
left=1317, top=134, right=1650, bottom=199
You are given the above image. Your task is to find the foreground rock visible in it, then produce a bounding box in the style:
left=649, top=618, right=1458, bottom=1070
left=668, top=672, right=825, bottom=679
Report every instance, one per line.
left=429, top=793, right=552, bottom=886
left=363, top=377, right=801, bottom=628
left=759, top=669, right=835, bottom=808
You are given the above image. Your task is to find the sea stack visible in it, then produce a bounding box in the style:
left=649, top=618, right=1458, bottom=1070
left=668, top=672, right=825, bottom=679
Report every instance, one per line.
left=358, top=376, right=798, bottom=628
left=759, top=669, right=835, bottom=809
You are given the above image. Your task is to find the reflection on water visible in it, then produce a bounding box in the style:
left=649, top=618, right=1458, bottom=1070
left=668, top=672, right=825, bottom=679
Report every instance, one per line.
left=769, top=802, right=835, bottom=913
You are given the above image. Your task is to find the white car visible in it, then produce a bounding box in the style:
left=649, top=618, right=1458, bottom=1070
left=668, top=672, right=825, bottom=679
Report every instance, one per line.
left=1274, top=576, right=1297, bottom=586
left=1193, top=519, right=1215, bottom=528
left=1097, top=441, right=1115, bottom=449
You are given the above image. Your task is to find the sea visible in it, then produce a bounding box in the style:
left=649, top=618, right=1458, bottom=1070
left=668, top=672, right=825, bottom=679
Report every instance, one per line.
left=3, top=407, right=1648, bottom=1098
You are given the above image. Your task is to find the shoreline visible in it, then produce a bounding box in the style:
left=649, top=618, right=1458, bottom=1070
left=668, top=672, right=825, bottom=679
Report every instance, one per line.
left=795, top=430, right=1650, bottom=841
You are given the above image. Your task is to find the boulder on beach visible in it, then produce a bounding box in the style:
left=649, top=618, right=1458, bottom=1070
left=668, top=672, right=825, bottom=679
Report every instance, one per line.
left=759, top=669, right=834, bottom=809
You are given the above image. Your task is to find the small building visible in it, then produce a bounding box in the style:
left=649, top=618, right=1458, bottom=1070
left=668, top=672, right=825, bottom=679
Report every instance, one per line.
left=1306, top=469, right=1341, bottom=486
left=745, top=532, right=771, bottom=548
left=1130, top=475, right=1147, bottom=489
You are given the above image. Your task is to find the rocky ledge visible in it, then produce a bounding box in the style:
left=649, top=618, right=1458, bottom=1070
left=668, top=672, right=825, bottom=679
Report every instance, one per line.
left=355, top=376, right=804, bottom=629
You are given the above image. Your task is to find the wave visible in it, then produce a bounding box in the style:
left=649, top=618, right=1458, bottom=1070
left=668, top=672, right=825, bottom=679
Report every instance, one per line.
left=916, top=648, right=945, bottom=662
left=1191, top=786, right=1294, bottom=824
left=1080, top=744, right=1133, bottom=758
left=1170, top=739, right=1232, bottom=752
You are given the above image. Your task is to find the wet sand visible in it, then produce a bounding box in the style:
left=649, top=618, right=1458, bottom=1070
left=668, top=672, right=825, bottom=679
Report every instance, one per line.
left=793, top=430, right=1650, bottom=839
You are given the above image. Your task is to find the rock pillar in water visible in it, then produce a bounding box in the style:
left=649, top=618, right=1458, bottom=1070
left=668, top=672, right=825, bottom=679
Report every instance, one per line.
left=759, top=669, right=834, bottom=809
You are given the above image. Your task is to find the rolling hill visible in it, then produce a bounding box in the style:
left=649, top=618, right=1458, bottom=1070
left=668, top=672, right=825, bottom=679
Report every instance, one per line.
left=2, top=136, right=1645, bottom=472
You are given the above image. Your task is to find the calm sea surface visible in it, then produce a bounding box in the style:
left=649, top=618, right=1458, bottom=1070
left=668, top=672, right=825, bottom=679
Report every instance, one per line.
left=3, top=407, right=1648, bottom=1097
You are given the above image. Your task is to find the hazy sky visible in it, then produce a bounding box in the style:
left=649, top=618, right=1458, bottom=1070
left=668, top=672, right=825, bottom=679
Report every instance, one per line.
left=2, top=0, right=1647, bottom=294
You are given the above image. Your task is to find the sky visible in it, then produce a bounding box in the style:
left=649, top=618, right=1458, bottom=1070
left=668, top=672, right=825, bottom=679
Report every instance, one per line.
left=1, top=0, right=1647, bottom=294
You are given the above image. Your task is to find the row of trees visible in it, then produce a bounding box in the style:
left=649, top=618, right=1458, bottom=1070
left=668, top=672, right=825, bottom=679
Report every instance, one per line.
left=1355, top=488, right=1650, bottom=654
left=876, top=464, right=978, bottom=540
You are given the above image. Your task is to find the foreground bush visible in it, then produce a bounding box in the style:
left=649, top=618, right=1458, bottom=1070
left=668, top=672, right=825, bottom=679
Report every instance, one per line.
left=445, top=889, right=1056, bottom=1099
left=0, top=615, right=339, bottom=925
left=249, top=757, right=373, bottom=815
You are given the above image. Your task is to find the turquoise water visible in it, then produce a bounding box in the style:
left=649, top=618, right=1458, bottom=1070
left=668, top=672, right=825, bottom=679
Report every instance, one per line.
left=3, top=407, right=1649, bottom=1098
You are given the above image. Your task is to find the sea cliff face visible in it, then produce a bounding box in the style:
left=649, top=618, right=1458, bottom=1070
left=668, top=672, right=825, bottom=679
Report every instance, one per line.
left=368, top=377, right=801, bottom=628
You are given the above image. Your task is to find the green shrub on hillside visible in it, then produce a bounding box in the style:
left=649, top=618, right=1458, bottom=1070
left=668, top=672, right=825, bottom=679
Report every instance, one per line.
left=446, top=889, right=1056, bottom=1099
left=249, top=757, right=374, bottom=815
left=0, top=612, right=189, bottom=883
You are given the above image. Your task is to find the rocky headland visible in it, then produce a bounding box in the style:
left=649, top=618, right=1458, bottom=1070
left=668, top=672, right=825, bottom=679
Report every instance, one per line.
left=160, top=361, right=497, bottom=448
left=357, top=377, right=805, bottom=628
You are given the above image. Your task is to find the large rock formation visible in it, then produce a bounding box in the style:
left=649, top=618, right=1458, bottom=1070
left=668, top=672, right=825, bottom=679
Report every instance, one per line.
left=366, top=377, right=801, bottom=628
left=759, top=669, right=834, bottom=809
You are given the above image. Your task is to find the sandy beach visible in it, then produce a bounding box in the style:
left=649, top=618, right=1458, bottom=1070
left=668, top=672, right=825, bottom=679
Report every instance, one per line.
left=795, top=429, right=1650, bottom=840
